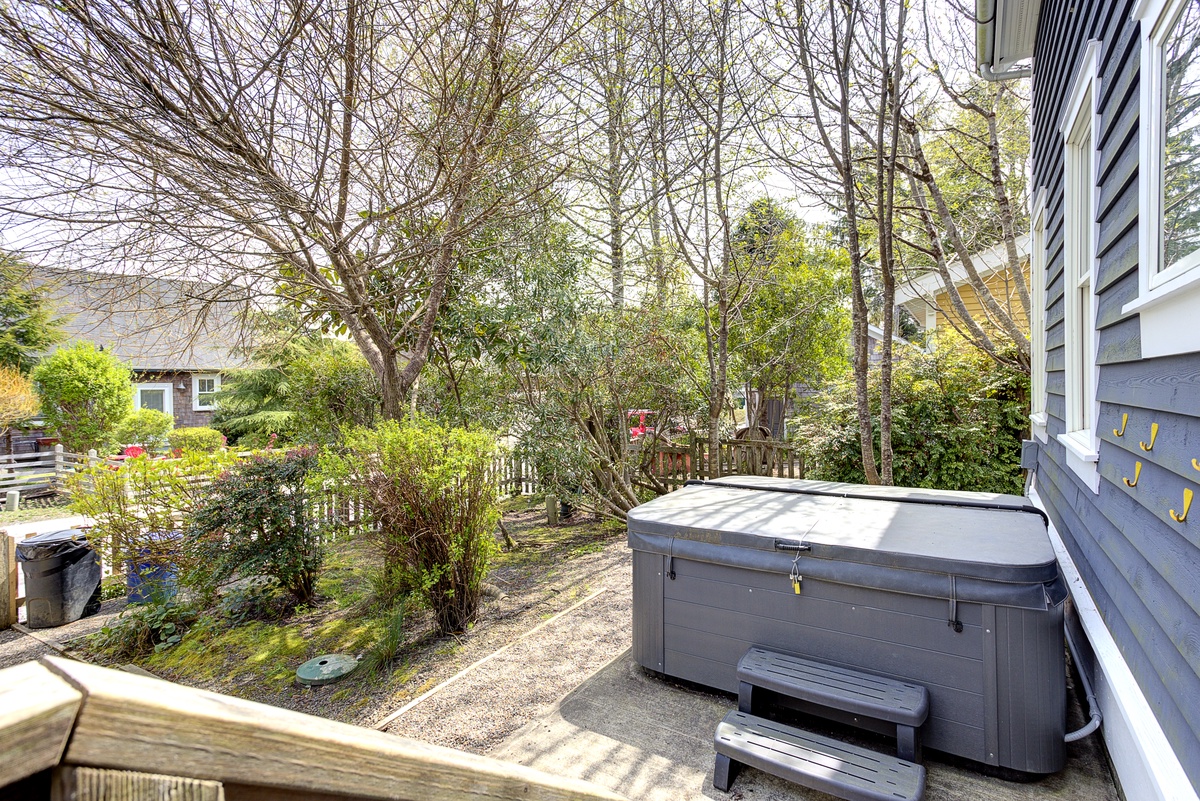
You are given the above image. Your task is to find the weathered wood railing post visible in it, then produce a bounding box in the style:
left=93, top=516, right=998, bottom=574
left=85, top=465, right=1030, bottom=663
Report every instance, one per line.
left=54, top=444, right=64, bottom=488
left=1, top=533, right=17, bottom=629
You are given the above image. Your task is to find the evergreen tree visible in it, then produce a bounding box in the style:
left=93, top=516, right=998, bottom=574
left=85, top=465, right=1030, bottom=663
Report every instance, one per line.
left=0, top=256, right=61, bottom=372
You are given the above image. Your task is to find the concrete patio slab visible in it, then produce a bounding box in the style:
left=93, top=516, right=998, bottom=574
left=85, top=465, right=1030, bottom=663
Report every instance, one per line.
left=492, top=650, right=1120, bottom=801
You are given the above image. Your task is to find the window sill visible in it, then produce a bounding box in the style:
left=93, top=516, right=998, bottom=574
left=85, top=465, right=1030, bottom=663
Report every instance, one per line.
left=1057, top=432, right=1100, bottom=493
left=1123, top=265, right=1200, bottom=358
left=1031, top=412, right=1048, bottom=444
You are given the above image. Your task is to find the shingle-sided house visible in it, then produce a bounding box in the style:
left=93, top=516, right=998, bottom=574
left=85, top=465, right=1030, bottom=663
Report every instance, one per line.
left=32, top=268, right=250, bottom=432
left=982, top=0, right=1200, bottom=797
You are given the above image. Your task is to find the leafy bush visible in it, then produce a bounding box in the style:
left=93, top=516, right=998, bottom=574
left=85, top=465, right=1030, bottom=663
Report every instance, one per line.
left=213, top=337, right=379, bottom=447
left=289, top=341, right=380, bottom=444
left=794, top=336, right=1029, bottom=494
left=187, top=449, right=324, bottom=604
left=169, top=426, right=225, bottom=453
left=90, top=599, right=197, bottom=658
left=113, top=409, right=174, bottom=455
left=70, top=450, right=238, bottom=578
left=32, top=342, right=133, bottom=452
left=320, top=419, right=499, bottom=634
left=216, top=579, right=290, bottom=626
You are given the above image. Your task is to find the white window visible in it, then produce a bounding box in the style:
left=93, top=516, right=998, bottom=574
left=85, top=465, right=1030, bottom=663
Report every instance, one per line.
left=135, top=383, right=174, bottom=418
left=193, top=373, right=221, bottom=411
left=1058, top=42, right=1101, bottom=494
left=1127, top=0, right=1200, bottom=355
left=1030, top=190, right=1048, bottom=444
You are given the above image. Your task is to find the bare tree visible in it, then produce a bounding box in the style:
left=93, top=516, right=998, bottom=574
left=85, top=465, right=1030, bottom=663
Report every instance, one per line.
left=757, top=0, right=911, bottom=484
left=0, top=0, right=595, bottom=418
left=655, top=0, right=771, bottom=456
left=895, top=9, right=1032, bottom=369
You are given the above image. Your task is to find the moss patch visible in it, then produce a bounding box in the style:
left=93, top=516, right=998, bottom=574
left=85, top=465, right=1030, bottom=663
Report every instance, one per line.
left=77, top=508, right=617, bottom=713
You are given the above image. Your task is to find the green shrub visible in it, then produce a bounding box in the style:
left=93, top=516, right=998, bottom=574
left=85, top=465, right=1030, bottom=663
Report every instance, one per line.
left=169, top=426, right=225, bottom=453
left=113, top=409, right=174, bottom=455
left=70, top=450, right=237, bottom=579
left=320, top=419, right=500, bottom=634
left=290, top=341, right=380, bottom=444
left=794, top=336, right=1029, bottom=494
left=31, top=342, right=132, bottom=452
left=186, top=449, right=324, bottom=604
left=90, top=599, right=197, bottom=658
left=216, top=579, right=290, bottom=626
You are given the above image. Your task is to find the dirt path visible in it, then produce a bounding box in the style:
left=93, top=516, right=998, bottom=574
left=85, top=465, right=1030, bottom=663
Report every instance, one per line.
left=378, top=541, right=632, bottom=752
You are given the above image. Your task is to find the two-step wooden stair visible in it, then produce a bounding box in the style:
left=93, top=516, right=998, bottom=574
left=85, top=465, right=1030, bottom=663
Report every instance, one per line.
left=713, top=647, right=928, bottom=801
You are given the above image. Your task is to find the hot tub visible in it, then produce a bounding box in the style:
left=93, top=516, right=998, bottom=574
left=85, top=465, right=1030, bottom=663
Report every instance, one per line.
left=627, top=476, right=1067, bottom=774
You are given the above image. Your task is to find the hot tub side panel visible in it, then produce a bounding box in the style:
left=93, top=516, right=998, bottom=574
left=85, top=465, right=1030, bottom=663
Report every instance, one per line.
left=989, top=603, right=1067, bottom=774
left=632, top=550, right=665, bottom=673
left=631, top=551, right=1065, bottom=774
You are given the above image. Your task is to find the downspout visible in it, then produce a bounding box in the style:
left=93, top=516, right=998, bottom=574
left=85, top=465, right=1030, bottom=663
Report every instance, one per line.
left=980, top=63, right=1033, bottom=81
left=1065, top=621, right=1104, bottom=741
left=1024, top=442, right=1103, bottom=741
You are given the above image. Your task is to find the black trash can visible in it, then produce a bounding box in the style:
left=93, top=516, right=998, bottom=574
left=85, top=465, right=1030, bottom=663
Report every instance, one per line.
left=16, top=529, right=102, bottom=629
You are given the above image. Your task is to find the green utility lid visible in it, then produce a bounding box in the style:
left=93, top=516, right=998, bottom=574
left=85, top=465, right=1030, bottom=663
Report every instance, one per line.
left=296, top=654, right=358, bottom=686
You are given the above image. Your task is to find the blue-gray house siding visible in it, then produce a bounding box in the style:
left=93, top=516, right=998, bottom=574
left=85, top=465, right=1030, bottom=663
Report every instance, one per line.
left=1032, top=0, right=1200, bottom=788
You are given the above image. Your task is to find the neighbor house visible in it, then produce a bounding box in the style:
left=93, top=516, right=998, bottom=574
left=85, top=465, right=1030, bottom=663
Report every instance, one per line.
left=12, top=268, right=251, bottom=451
left=894, top=235, right=1031, bottom=336
left=982, top=0, right=1200, bottom=797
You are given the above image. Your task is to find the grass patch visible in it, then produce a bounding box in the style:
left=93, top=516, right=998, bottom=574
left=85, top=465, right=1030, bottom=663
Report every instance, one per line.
left=149, top=613, right=383, bottom=690
left=0, top=494, right=75, bottom=525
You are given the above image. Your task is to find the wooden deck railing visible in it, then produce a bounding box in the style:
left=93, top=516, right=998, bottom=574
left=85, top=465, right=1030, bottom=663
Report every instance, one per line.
left=0, top=657, right=628, bottom=801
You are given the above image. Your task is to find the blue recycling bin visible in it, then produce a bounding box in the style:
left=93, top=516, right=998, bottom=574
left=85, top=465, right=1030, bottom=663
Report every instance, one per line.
left=125, top=530, right=181, bottom=603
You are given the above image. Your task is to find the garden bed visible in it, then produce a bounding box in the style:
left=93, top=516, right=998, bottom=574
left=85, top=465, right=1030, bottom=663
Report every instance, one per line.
left=67, top=499, right=628, bottom=734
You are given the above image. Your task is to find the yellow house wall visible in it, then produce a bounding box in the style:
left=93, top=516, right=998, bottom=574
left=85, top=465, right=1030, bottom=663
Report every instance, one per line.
left=933, top=262, right=1030, bottom=333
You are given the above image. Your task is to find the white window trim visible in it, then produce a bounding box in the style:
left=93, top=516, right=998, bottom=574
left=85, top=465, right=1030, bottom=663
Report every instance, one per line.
left=1030, top=188, right=1049, bottom=444
left=134, top=382, right=174, bottom=419
left=193, top=373, right=221, bottom=412
left=1056, top=41, right=1101, bottom=494
left=1125, top=0, right=1200, bottom=356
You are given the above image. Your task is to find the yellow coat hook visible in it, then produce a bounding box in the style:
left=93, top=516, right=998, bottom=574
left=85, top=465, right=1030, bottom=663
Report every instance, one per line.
left=1140, top=422, right=1160, bottom=452
left=1123, top=461, right=1142, bottom=487
left=1170, top=488, right=1194, bottom=523
left=1113, top=413, right=1129, bottom=437
left=1193, top=457, right=1200, bottom=472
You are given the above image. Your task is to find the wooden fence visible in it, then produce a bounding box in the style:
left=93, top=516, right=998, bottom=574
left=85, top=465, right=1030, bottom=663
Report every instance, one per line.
left=637, top=437, right=805, bottom=492
left=0, top=446, right=98, bottom=498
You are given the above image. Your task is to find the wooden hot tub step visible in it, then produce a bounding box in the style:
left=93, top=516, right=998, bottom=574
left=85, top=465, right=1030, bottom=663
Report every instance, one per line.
left=713, top=711, right=926, bottom=801
left=737, top=647, right=929, bottom=761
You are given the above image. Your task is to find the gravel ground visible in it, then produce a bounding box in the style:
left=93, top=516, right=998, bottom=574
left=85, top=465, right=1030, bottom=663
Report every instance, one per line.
left=0, top=597, right=127, bottom=669
left=381, top=542, right=632, bottom=751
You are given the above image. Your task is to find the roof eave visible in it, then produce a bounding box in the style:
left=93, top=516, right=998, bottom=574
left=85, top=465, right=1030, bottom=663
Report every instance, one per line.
left=977, top=0, right=1041, bottom=80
